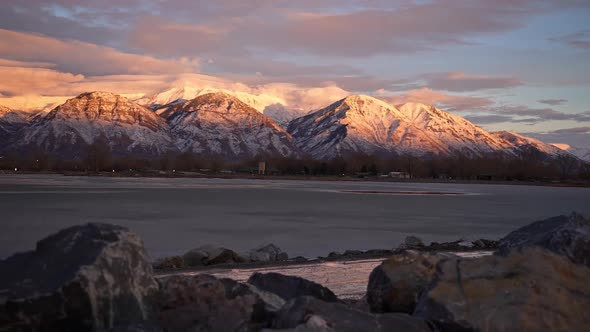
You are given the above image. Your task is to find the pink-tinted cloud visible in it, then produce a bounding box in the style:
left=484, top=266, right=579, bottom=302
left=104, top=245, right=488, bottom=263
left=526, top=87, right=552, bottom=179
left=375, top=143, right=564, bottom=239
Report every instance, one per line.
left=0, top=29, right=199, bottom=76
left=420, top=72, right=522, bottom=92
left=381, top=87, right=495, bottom=112
left=128, top=16, right=229, bottom=56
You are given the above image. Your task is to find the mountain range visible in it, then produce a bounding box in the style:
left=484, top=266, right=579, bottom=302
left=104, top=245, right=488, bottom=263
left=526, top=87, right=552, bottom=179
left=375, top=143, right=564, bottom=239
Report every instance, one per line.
left=0, top=90, right=582, bottom=162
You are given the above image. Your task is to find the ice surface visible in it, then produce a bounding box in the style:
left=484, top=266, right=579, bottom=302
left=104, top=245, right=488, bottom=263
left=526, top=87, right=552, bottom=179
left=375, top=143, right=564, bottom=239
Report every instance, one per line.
left=0, top=175, right=589, bottom=260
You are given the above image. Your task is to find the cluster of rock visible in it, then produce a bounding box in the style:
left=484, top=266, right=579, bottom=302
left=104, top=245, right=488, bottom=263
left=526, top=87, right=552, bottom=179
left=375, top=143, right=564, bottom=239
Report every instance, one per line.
left=154, top=237, right=499, bottom=272
left=1, top=212, right=588, bottom=331
left=153, top=243, right=289, bottom=270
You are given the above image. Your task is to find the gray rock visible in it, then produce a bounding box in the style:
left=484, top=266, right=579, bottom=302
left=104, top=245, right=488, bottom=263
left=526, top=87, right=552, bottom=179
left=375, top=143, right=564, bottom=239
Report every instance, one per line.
left=0, top=223, right=158, bottom=332
left=471, top=238, right=499, bottom=249
left=250, top=244, right=289, bottom=263
left=156, top=274, right=276, bottom=332
left=248, top=272, right=340, bottom=303
left=402, top=236, right=425, bottom=249
left=415, top=247, right=590, bottom=331
left=271, top=296, right=432, bottom=332
left=367, top=250, right=449, bottom=314
left=498, top=212, right=590, bottom=267
left=182, top=244, right=247, bottom=266
left=291, top=256, right=309, bottom=263
left=152, top=256, right=185, bottom=270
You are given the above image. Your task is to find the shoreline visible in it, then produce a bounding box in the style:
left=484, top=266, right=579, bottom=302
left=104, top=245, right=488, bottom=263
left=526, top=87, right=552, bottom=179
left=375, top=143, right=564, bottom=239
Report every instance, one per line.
left=1, top=170, right=589, bottom=188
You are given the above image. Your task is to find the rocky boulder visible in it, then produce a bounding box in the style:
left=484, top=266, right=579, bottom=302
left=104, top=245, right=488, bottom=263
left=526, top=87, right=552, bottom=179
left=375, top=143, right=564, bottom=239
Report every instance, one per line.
left=156, top=274, right=278, bottom=332
left=270, top=296, right=432, bottom=332
left=400, top=236, right=425, bottom=249
left=471, top=238, right=499, bottom=249
left=248, top=273, right=340, bottom=303
left=498, top=212, right=590, bottom=267
left=250, top=244, right=289, bottom=263
left=367, top=250, right=449, bottom=314
left=153, top=256, right=185, bottom=270
left=415, top=247, right=590, bottom=331
left=0, top=223, right=158, bottom=332
left=182, top=244, right=247, bottom=266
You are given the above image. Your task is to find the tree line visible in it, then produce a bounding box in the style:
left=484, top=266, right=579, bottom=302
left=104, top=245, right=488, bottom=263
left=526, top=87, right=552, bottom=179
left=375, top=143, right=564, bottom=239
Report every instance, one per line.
left=1, top=141, right=589, bottom=182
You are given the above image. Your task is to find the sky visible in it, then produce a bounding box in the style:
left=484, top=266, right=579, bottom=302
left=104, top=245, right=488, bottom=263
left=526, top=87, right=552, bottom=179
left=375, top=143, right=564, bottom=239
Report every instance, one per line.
left=0, top=0, right=589, bottom=148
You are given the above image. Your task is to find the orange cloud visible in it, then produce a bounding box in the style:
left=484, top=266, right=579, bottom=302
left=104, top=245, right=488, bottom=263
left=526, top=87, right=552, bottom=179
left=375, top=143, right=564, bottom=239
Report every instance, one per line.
left=0, top=29, right=200, bottom=76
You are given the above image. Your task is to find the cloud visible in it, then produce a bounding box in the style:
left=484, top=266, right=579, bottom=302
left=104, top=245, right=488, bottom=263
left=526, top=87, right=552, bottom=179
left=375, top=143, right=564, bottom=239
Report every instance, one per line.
left=419, top=72, right=522, bottom=92
left=523, top=127, right=590, bottom=153
left=0, top=29, right=200, bottom=76
left=0, top=65, right=84, bottom=96
left=549, top=30, right=590, bottom=49
left=550, top=127, right=590, bottom=134
left=538, top=99, right=568, bottom=106
left=493, top=105, right=590, bottom=122
left=463, top=115, right=516, bottom=124
left=128, top=16, right=229, bottom=56
left=380, top=87, right=495, bottom=112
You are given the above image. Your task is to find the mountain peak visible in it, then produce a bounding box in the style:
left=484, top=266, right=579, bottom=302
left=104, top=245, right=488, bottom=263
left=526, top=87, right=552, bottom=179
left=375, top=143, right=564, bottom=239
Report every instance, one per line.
left=76, top=91, right=124, bottom=100
left=396, top=101, right=435, bottom=110
left=191, top=91, right=237, bottom=102
left=0, top=104, right=12, bottom=115
left=339, top=94, right=395, bottom=109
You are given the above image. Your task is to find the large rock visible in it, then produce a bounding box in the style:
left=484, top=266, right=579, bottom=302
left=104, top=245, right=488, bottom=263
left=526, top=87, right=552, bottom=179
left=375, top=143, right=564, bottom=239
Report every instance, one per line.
left=182, top=244, right=247, bottom=266
left=270, top=296, right=432, bottom=332
left=367, top=250, right=449, bottom=314
left=0, top=223, right=158, bottom=332
left=415, top=247, right=590, bottom=331
left=400, top=236, right=425, bottom=249
left=250, top=244, right=289, bottom=263
left=156, top=274, right=278, bottom=332
left=152, top=256, right=185, bottom=270
left=248, top=272, right=340, bottom=303
left=498, top=212, right=590, bottom=267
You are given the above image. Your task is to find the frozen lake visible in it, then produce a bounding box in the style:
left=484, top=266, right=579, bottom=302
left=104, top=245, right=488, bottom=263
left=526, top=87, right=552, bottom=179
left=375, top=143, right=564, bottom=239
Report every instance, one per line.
left=1, top=174, right=589, bottom=259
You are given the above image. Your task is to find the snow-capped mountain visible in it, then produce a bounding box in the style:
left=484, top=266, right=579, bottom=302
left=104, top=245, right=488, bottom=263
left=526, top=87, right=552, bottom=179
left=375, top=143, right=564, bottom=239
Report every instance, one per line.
left=0, top=105, right=28, bottom=142
left=493, top=131, right=563, bottom=156
left=2, top=91, right=575, bottom=162
left=288, top=95, right=440, bottom=159
left=12, top=92, right=173, bottom=157
left=137, top=84, right=284, bottom=116
left=397, top=102, right=515, bottom=155
left=165, top=92, right=297, bottom=158
left=287, top=95, right=562, bottom=160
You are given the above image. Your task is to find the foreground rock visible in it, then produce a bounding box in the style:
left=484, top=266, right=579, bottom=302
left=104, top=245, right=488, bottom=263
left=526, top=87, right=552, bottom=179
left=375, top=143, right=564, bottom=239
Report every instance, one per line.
left=0, top=223, right=158, bottom=332
left=156, top=274, right=280, bottom=332
left=415, top=247, right=590, bottom=331
left=248, top=273, right=340, bottom=303
left=182, top=244, right=247, bottom=266
left=499, top=212, right=590, bottom=267
left=250, top=244, right=289, bottom=263
left=269, top=296, right=432, bottom=332
left=400, top=236, right=425, bottom=249
left=367, top=250, right=449, bottom=314
left=153, top=255, right=185, bottom=270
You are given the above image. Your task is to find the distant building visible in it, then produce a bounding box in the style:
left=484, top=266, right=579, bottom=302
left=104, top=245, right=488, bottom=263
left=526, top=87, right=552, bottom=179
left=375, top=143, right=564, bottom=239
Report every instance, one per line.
left=389, top=171, right=410, bottom=179
left=258, top=161, right=266, bottom=175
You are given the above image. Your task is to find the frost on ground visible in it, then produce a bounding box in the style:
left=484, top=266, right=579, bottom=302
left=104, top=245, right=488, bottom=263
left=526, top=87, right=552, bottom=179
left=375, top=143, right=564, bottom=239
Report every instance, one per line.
left=160, top=251, right=492, bottom=300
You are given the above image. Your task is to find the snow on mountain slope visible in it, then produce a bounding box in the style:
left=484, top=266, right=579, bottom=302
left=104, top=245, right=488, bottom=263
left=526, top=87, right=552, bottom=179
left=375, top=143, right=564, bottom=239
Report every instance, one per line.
left=137, top=84, right=284, bottom=115
left=288, top=95, right=517, bottom=159
left=0, top=105, right=28, bottom=143
left=14, top=92, right=173, bottom=157
left=166, top=92, right=297, bottom=158
left=397, top=102, right=515, bottom=156
left=493, top=131, right=563, bottom=157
